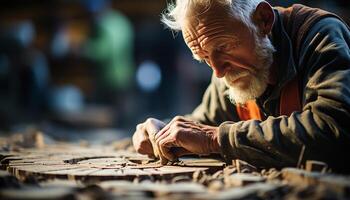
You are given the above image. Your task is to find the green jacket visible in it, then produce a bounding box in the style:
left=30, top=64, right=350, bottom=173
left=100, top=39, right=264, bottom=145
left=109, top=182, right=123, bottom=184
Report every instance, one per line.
left=188, top=4, right=350, bottom=173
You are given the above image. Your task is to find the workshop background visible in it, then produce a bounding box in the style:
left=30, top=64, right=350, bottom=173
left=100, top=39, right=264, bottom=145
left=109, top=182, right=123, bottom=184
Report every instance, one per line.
left=0, top=0, right=349, bottom=143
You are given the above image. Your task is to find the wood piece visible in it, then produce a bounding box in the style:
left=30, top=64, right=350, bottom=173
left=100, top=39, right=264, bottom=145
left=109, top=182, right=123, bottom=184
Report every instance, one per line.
left=318, top=175, right=350, bottom=193
left=171, top=175, right=192, bottom=183
left=234, top=159, right=257, bottom=173
left=224, top=173, right=265, bottom=187
left=0, top=170, right=21, bottom=188
left=192, top=170, right=206, bottom=183
left=261, top=168, right=282, bottom=180
left=179, top=157, right=226, bottom=167
left=282, top=167, right=350, bottom=193
left=208, top=180, right=224, bottom=192
left=0, top=186, right=75, bottom=199
left=205, top=183, right=280, bottom=199
left=223, top=165, right=237, bottom=176
left=99, top=180, right=207, bottom=195
left=305, top=160, right=328, bottom=173
left=282, top=168, right=323, bottom=185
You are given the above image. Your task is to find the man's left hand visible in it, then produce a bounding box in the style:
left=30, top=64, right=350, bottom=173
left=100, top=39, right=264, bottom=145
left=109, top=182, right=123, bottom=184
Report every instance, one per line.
left=155, top=116, right=220, bottom=162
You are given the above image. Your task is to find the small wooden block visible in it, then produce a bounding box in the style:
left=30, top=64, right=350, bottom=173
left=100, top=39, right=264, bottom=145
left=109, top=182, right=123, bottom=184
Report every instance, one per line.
left=305, top=160, right=328, bottom=173
left=224, top=173, right=265, bottom=187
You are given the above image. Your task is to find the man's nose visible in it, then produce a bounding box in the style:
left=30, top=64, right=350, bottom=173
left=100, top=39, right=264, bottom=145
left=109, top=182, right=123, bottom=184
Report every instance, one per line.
left=209, top=57, right=228, bottom=78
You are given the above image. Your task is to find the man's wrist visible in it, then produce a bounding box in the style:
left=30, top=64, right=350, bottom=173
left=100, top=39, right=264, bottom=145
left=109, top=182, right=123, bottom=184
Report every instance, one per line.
left=210, top=127, right=221, bottom=153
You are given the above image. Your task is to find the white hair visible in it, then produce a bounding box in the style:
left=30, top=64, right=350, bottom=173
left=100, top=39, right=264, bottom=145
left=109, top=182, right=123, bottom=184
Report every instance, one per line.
left=161, top=0, right=264, bottom=32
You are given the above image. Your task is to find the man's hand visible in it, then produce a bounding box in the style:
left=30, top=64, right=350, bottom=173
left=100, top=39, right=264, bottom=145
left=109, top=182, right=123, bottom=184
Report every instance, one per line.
left=155, top=116, right=220, bottom=162
left=132, top=118, right=166, bottom=157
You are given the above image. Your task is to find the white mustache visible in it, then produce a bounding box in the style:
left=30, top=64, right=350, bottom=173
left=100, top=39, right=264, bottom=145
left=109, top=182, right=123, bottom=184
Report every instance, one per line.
left=224, top=70, right=250, bottom=84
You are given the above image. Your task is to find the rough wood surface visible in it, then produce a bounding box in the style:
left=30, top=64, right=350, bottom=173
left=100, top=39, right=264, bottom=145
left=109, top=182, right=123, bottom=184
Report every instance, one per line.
left=0, top=144, right=225, bottom=182
left=1, top=134, right=350, bottom=200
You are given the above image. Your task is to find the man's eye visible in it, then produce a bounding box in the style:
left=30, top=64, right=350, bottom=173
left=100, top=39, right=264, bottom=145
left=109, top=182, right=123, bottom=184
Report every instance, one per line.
left=217, top=44, right=230, bottom=51
left=217, top=42, right=239, bottom=52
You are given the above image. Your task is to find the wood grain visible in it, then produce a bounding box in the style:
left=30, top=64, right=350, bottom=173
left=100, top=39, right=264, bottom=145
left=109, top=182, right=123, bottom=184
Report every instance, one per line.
left=0, top=144, right=225, bottom=182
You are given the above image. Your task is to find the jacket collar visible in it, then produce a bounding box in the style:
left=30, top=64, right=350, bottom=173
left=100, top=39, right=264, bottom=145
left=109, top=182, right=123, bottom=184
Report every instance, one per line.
left=263, top=9, right=298, bottom=103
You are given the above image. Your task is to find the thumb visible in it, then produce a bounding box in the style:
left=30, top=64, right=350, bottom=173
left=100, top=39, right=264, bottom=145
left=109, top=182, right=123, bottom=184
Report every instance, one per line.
left=146, top=124, right=162, bottom=158
left=145, top=118, right=166, bottom=137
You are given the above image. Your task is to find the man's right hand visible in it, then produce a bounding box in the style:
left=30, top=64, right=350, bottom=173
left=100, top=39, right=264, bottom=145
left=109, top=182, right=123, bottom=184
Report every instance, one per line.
left=132, top=118, right=166, bottom=157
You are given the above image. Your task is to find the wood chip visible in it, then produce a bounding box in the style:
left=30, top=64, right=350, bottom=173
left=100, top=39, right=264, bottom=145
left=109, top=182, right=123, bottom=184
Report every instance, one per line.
left=224, top=173, right=265, bottom=187
left=305, top=160, right=328, bottom=173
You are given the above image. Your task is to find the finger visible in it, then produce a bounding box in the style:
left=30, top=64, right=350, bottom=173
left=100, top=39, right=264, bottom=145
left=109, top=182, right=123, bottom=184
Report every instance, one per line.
left=158, top=140, right=176, bottom=162
left=136, top=122, right=147, bottom=131
left=132, top=127, right=153, bottom=155
left=156, top=131, right=171, bottom=162
left=157, top=124, right=188, bottom=145
left=182, top=120, right=203, bottom=130
left=145, top=120, right=167, bottom=158
left=140, top=130, right=153, bottom=155
left=148, top=118, right=166, bottom=129
left=140, top=139, right=154, bottom=155
left=138, top=128, right=150, bottom=144
left=135, top=138, right=153, bottom=155
left=155, top=122, right=171, bottom=141
left=158, top=130, right=186, bottom=162
left=146, top=125, right=161, bottom=158
left=155, top=119, right=187, bottom=143
left=132, top=129, right=144, bottom=147
left=145, top=122, right=161, bottom=137
left=155, top=116, right=186, bottom=140
left=155, top=128, right=171, bottom=145
left=145, top=118, right=164, bottom=134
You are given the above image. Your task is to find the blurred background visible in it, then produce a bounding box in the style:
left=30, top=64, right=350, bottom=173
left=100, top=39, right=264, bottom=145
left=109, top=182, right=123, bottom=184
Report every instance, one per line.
left=0, top=0, right=349, bottom=144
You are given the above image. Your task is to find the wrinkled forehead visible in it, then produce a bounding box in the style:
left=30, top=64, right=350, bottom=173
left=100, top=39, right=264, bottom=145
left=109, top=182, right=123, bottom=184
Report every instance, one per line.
left=181, top=5, right=238, bottom=45
left=184, top=1, right=232, bottom=27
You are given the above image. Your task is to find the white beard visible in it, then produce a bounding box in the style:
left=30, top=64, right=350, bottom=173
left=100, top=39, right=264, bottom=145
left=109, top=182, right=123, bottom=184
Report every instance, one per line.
left=224, top=33, right=275, bottom=105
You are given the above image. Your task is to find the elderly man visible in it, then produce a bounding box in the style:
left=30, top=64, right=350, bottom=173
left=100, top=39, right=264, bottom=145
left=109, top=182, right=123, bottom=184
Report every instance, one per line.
left=132, top=0, right=350, bottom=173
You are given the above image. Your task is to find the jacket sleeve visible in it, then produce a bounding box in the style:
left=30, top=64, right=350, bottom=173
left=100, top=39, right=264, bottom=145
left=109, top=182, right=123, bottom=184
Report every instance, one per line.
left=185, top=75, right=239, bottom=126
left=218, top=17, right=350, bottom=172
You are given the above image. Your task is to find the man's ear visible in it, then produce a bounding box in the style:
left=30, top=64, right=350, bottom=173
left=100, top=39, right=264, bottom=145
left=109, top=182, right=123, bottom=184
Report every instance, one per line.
left=252, top=1, right=275, bottom=35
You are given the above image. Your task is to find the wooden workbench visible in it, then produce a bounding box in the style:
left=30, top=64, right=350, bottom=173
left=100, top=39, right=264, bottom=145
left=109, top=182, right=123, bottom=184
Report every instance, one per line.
left=1, top=134, right=350, bottom=199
